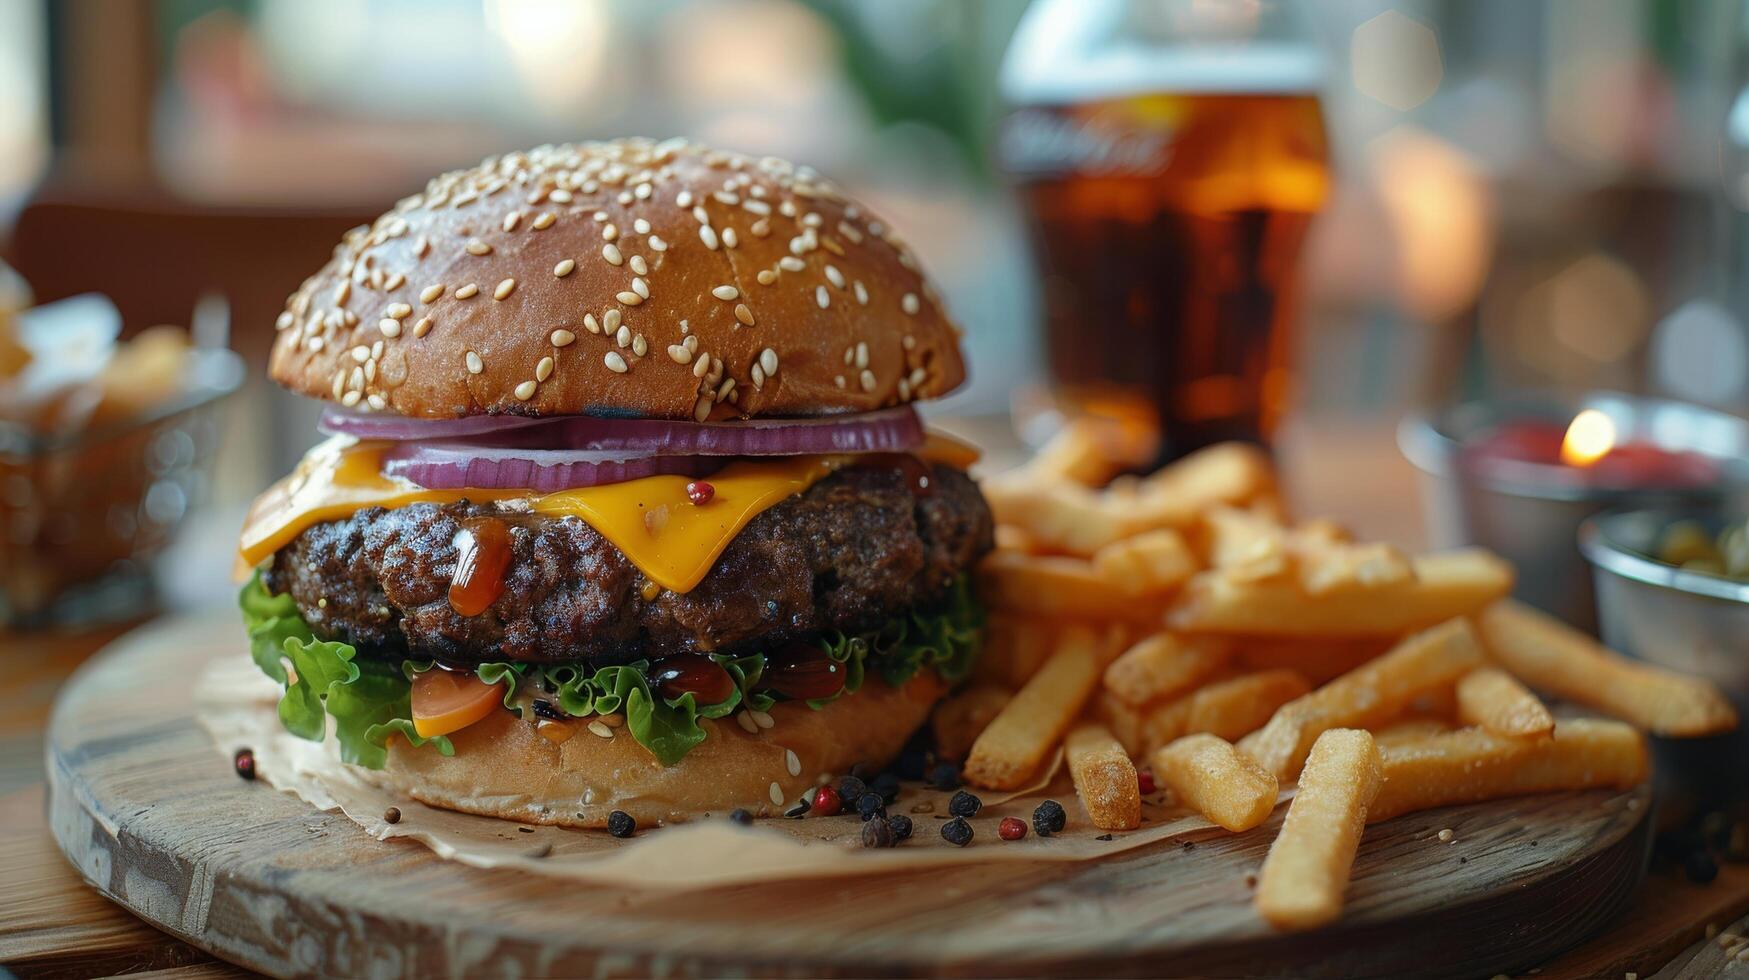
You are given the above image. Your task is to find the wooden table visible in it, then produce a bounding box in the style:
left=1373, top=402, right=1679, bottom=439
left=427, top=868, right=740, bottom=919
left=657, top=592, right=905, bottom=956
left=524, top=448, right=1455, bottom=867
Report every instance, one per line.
left=4, top=419, right=1749, bottom=978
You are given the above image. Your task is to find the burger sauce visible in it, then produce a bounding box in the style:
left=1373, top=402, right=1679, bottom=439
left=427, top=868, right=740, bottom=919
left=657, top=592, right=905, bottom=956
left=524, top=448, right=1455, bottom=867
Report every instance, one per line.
left=449, top=517, right=513, bottom=616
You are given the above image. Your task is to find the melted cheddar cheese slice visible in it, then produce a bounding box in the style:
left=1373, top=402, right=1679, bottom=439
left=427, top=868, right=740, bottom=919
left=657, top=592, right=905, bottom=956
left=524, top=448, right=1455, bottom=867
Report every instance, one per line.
left=238, top=433, right=978, bottom=594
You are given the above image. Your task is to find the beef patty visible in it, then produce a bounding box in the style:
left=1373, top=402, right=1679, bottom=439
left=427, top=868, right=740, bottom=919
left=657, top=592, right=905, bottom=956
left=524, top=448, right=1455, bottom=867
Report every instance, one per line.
left=264, top=461, right=993, bottom=668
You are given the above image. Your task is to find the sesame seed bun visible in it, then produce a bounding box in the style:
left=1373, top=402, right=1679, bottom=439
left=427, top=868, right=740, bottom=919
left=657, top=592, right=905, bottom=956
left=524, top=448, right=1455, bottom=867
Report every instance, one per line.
left=268, top=137, right=966, bottom=420
left=367, top=672, right=944, bottom=828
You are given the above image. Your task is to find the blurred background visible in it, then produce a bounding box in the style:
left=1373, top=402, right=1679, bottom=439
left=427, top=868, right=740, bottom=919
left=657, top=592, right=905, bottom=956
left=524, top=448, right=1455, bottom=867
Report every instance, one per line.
left=3, top=0, right=1749, bottom=617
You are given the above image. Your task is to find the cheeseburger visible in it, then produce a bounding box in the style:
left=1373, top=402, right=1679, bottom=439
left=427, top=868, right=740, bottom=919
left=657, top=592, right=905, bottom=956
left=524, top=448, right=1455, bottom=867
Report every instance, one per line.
left=238, top=138, right=993, bottom=827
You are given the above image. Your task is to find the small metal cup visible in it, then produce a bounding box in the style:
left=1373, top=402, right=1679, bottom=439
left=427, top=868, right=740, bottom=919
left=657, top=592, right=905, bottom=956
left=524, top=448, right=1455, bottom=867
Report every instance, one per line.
left=1582, top=509, right=1749, bottom=809
left=1400, top=393, right=1749, bottom=633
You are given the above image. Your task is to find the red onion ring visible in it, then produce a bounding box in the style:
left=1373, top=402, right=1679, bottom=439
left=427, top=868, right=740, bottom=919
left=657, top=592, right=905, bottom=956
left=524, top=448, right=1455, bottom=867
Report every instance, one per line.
left=320, top=405, right=924, bottom=456
left=381, top=443, right=722, bottom=493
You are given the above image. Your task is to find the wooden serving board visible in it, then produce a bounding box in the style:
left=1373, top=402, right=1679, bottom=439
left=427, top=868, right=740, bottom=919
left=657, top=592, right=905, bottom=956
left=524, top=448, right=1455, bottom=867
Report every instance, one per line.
left=47, top=611, right=1654, bottom=979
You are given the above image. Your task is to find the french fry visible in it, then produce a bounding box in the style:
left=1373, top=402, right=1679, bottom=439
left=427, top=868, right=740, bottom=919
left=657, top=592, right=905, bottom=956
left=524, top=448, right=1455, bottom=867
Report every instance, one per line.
left=1477, top=599, right=1737, bottom=737
left=1154, top=732, right=1279, bottom=832
left=1201, top=506, right=1291, bottom=580
left=1092, top=528, right=1200, bottom=597
left=994, top=523, right=1041, bottom=554
left=932, top=686, right=1013, bottom=761
left=973, top=614, right=1057, bottom=688
left=1239, top=618, right=1484, bottom=780
left=1102, top=633, right=1231, bottom=709
left=1096, top=689, right=1152, bottom=757
left=1169, top=549, right=1513, bottom=636
left=1454, top=666, right=1554, bottom=738
left=1135, top=442, right=1276, bottom=519
left=978, top=552, right=1165, bottom=620
left=1296, top=541, right=1414, bottom=597
left=1065, top=722, right=1142, bottom=830
left=1004, top=416, right=1158, bottom=488
left=1369, top=718, right=1648, bottom=822
left=1255, top=729, right=1382, bottom=931
left=983, top=480, right=1134, bottom=556
left=1181, top=669, right=1312, bottom=742
left=965, top=626, right=1109, bottom=790
left=1232, top=636, right=1394, bottom=684
left=1371, top=717, right=1453, bottom=747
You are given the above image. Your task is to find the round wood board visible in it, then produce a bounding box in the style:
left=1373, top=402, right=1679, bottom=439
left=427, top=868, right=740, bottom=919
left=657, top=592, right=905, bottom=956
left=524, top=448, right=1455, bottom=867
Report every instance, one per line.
left=48, top=611, right=1653, bottom=979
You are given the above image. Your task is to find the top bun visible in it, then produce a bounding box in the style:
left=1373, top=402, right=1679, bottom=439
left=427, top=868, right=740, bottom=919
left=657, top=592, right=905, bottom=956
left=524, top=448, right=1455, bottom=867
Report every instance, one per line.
left=268, top=138, right=966, bottom=420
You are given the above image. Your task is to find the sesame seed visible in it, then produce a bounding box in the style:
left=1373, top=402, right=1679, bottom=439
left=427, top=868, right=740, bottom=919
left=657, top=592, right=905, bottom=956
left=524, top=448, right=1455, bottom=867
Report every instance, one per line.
left=902, top=293, right=920, bottom=315
left=692, top=355, right=711, bottom=379
left=825, top=265, right=845, bottom=289
left=752, top=364, right=765, bottom=388
left=494, top=278, right=516, bottom=301
left=860, top=369, right=876, bottom=392
left=532, top=212, right=556, bottom=230
left=551, top=328, right=576, bottom=347
left=785, top=749, right=801, bottom=777
left=760, top=348, right=778, bottom=376
left=331, top=371, right=345, bottom=398
left=676, top=190, right=694, bottom=208
left=734, top=303, right=755, bottom=326
left=631, top=276, right=649, bottom=299
left=386, top=303, right=412, bottom=319
left=822, top=238, right=845, bottom=256
left=855, top=342, right=869, bottom=369
left=466, top=351, right=484, bottom=374
left=751, top=709, right=775, bottom=730
left=778, top=256, right=805, bottom=272
left=589, top=720, right=614, bottom=739
left=502, top=211, right=521, bottom=232
left=554, top=259, right=576, bottom=278
left=364, top=360, right=377, bottom=383
left=648, top=235, right=667, bottom=251
left=691, top=205, right=710, bottom=224
left=699, top=225, right=720, bottom=250
left=604, top=351, right=629, bottom=373
left=465, top=239, right=492, bottom=256
left=632, top=333, right=648, bottom=357
left=341, top=390, right=361, bottom=407
left=667, top=344, right=692, bottom=364
left=743, top=198, right=771, bottom=216
left=816, top=286, right=830, bottom=309
left=536, top=356, right=554, bottom=382
left=603, top=223, right=619, bottom=242
left=908, top=366, right=926, bottom=388
left=276, top=311, right=295, bottom=331
left=616, top=325, right=631, bottom=348
left=583, top=314, right=601, bottom=335
left=335, top=281, right=352, bottom=305
left=414, top=236, right=431, bottom=257
left=723, top=228, right=739, bottom=249
left=603, top=243, right=623, bottom=265
left=902, top=334, right=916, bottom=350
left=756, top=269, right=777, bottom=285
left=616, top=291, right=643, bottom=306
left=455, top=283, right=479, bottom=299
left=514, top=380, right=537, bottom=401
left=712, top=285, right=739, bottom=301
left=629, top=255, right=648, bottom=275
left=633, top=218, right=651, bottom=234
left=843, top=348, right=854, bottom=366
left=769, top=782, right=784, bottom=806
left=351, top=345, right=370, bottom=363
left=550, top=188, right=573, bottom=204
left=379, top=319, right=402, bottom=338
left=366, top=393, right=387, bottom=410
left=419, top=284, right=444, bottom=304
left=693, top=395, right=712, bottom=422
left=413, top=316, right=433, bottom=338
left=835, top=375, right=846, bottom=388
left=604, top=309, right=622, bottom=332
left=854, top=281, right=869, bottom=306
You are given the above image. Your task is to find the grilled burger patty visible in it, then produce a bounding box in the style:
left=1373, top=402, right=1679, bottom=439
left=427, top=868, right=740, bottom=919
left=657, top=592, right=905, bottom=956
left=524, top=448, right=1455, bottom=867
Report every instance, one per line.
left=265, top=461, right=993, bottom=668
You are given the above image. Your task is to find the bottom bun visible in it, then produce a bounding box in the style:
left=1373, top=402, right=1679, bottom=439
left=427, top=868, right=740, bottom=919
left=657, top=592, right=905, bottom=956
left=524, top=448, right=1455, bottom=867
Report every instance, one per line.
left=369, top=673, right=946, bottom=827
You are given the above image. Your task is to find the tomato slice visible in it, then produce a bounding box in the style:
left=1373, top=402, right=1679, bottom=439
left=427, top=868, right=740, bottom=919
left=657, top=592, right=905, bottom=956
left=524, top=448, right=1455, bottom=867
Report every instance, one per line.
left=411, top=670, right=505, bottom=738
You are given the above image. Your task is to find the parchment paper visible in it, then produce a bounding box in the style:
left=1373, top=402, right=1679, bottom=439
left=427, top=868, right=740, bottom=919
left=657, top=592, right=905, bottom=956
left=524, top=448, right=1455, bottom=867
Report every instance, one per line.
left=196, top=658, right=1268, bottom=891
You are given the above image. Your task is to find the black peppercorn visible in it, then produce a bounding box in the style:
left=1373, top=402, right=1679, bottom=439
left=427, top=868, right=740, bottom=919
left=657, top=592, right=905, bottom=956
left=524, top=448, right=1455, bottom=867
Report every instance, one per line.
left=383, top=806, right=401, bottom=824
left=941, top=816, right=974, bottom=847
left=838, top=775, right=868, bottom=806
left=606, top=809, right=636, bottom=838
left=1033, top=799, right=1067, bottom=837
left=887, top=813, right=914, bottom=841
left=233, top=747, right=256, bottom=781
left=948, top=790, right=982, bottom=818
left=729, top=808, right=753, bottom=826
left=871, top=771, right=901, bottom=803
left=861, top=817, right=897, bottom=849
left=856, top=793, right=886, bottom=821
left=927, top=762, right=961, bottom=790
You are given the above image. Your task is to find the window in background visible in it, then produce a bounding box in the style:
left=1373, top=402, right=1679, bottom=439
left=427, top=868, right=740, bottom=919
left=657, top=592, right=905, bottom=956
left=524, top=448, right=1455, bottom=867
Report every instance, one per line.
left=0, top=0, right=49, bottom=219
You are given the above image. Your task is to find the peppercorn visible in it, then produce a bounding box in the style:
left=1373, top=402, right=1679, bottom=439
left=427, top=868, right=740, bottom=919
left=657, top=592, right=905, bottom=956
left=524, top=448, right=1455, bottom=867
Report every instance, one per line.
left=729, top=808, right=753, bottom=826
left=233, top=747, right=256, bottom=781
left=1033, top=800, right=1067, bottom=837
left=1137, top=770, right=1157, bottom=796
left=685, top=480, right=715, bottom=505
left=606, top=810, right=636, bottom=838
left=948, top=790, right=982, bottom=818
left=941, top=816, right=974, bottom=847
left=383, top=806, right=401, bottom=825
left=811, top=784, right=842, bottom=817
left=887, top=813, right=914, bottom=841
left=927, top=762, right=961, bottom=790
left=861, top=817, right=897, bottom=849
left=838, top=775, right=868, bottom=806
left=871, top=772, right=901, bottom=803
left=856, top=793, right=886, bottom=821
left=999, top=817, right=1027, bottom=841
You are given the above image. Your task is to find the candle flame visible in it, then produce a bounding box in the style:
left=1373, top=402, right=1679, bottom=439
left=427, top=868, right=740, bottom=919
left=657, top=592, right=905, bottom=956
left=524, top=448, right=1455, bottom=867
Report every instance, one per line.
left=1560, top=409, right=1617, bottom=467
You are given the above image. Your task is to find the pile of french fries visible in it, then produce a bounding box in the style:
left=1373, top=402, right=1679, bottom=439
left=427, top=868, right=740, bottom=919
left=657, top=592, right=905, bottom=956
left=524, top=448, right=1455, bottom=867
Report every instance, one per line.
left=947, top=420, right=1738, bottom=932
